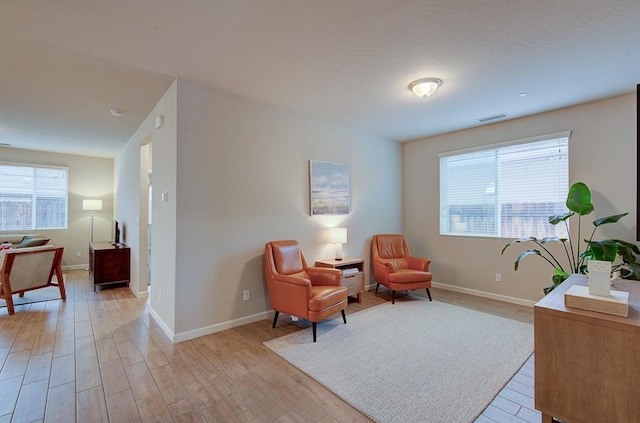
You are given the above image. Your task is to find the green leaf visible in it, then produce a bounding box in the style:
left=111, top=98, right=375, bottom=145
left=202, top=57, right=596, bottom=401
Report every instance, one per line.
left=613, top=240, right=639, bottom=264
left=545, top=270, right=570, bottom=294
left=613, top=239, right=640, bottom=255
left=587, top=239, right=618, bottom=262
left=554, top=268, right=569, bottom=277
left=593, top=213, right=628, bottom=227
left=580, top=249, right=594, bottom=260
left=621, top=263, right=640, bottom=280
left=514, top=249, right=541, bottom=271
left=549, top=212, right=573, bottom=225
left=501, top=237, right=539, bottom=255
left=540, top=237, right=564, bottom=244
left=566, top=182, right=594, bottom=215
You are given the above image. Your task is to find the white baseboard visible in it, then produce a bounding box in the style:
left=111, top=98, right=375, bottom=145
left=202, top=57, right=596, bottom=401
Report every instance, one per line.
left=130, top=288, right=149, bottom=298
left=148, top=307, right=275, bottom=344
left=147, top=282, right=534, bottom=344
left=62, top=264, right=87, bottom=271
left=431, top=281, right=536, bottom=307
left=147, top=306, right=176, bottom=342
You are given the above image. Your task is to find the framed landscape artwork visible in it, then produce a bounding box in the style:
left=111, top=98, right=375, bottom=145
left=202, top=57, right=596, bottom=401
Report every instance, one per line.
left=309, top=160, right=350, bottom=215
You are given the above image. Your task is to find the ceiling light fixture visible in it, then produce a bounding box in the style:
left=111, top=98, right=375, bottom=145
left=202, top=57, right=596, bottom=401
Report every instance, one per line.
left=409, top=78, right=442, bottom=98
left=110, top=109, right=124, bottom=117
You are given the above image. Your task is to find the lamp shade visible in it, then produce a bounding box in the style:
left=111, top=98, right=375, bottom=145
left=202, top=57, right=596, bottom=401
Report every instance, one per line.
left=330, top=227, right=347, bottom=244
left=409, top=78, right=442, bottom=97
left=82, top=199, right=103, bottom=211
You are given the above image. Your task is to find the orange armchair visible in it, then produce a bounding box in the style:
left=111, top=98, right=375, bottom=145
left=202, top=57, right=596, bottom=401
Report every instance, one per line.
left=264, top=240, right=348, bottom=342
left=371, top=234, right=433, bottom=304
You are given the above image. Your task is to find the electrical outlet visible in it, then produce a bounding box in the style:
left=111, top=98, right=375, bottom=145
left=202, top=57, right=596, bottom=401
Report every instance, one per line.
left=243, top=290, right=250, bottom=301
left=495, top=273, right=502, bottom=282
left=76, top=251, right=81, bottom=258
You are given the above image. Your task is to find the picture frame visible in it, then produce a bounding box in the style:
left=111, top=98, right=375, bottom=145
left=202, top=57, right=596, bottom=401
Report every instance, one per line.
left=309, top=160, right=350, bottom=215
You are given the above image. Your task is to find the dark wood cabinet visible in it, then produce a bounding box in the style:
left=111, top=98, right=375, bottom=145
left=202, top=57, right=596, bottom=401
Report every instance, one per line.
left=89, top=242, right=130, bottom=292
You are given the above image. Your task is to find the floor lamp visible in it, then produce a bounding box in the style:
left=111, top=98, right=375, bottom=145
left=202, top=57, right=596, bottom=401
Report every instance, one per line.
left=82, top=199, right=103, bottom=243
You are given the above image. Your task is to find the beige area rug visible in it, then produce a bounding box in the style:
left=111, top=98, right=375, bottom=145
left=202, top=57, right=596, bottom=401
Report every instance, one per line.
left=0, top=286, right=63, bottom=309
left=264, top=299, right=533, bottom=423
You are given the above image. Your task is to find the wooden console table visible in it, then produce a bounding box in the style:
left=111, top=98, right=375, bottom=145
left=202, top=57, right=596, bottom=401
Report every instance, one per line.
left=89, top=242, right=130, bottom=292
left=534, top=274, right=640, bottom=422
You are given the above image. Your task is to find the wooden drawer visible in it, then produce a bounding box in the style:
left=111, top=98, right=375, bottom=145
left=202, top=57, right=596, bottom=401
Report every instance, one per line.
left=342, top=272, right=364, bottom=297
left=315, top=257, right=365, bottom=302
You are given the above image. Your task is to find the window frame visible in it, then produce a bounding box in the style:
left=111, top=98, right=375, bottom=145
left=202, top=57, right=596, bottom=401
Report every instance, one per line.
left=438, top=131, right=571, bottom=239
left=0, top=161, right=69, bottom=232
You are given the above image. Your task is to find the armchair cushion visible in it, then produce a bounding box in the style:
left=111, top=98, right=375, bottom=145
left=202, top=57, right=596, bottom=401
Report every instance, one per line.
left=273, top=242, right=305, bottom=275
left=388, top=269, right=431, bottom=284
left=14, top=237, right=50, bottom=249
left=0, top=234, right=42, bottom=245
left=309, top=286, right=349, bottom=311
left=380, top=258, right=409, bottom=272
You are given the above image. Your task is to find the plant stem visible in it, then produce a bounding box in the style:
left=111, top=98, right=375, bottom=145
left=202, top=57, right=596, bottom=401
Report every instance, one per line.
left=564, top=219, right=576, bottom=272
left=538, top=253, right=562, bottom=270
left=562, top=241, right=572, bottom=273
left=535, top=241, right=566, bottom=273
left=575, top=215, right=582, bottom=273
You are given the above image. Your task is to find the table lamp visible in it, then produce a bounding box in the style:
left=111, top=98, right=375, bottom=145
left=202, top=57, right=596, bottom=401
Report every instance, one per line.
left=330, top=227, right=347, bottom=261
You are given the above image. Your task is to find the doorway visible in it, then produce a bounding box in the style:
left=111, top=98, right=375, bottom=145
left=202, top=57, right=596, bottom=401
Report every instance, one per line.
left=140, top=141, right=152, bottom=290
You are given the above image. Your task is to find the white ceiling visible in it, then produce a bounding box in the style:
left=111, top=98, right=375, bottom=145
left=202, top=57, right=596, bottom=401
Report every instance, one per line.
left=1, top=1, right=639, bottom=158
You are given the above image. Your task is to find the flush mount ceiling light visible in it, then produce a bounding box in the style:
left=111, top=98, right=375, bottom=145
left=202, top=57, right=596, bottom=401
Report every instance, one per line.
left=409, top=77, right=442, bottom=98
left=110, top=109, right=124, bottom=117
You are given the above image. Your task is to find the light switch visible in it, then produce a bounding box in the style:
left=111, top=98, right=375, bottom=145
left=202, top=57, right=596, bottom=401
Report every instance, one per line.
left=161, top=191, right=168, bottom=202
left=155, top=114, right=164, bottom=129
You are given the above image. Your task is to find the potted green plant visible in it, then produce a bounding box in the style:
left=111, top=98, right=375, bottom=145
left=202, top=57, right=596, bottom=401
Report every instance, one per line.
left=501, top=182, right=640, bottom=294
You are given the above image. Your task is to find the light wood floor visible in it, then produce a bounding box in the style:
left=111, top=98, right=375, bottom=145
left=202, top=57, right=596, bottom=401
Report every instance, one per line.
left=0, top=270, right=538, bottom=422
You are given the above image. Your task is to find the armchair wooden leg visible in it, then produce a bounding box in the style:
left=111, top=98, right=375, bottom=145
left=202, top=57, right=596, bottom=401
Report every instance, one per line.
left=312, top=322, right=317, bottom=342
left=426, top=288, right=432, bottom=301
left=375, top=283, right=380, bottom=294
left=4, top=294, right=14, bottom=315
left=341, top=309, right=347, bottom=324
left=55, top=264, right=67, bottom=301
left=391, top=290, right=396, bottom=304
left=272, top=311, right=279, bottom=328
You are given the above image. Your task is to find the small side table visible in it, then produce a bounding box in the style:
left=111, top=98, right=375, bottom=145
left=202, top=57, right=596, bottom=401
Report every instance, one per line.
left=315, top=257, right=365, bottom=302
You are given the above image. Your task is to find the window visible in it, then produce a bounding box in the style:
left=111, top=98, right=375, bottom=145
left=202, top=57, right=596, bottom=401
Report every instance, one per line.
left=439, top=132, right=570, bottom=238
left=0, top=163, right=68, bottom=231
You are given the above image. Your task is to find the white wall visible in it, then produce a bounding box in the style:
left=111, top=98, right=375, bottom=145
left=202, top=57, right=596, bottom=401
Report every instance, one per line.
left=116, top=78, right=402, bottom=340
left=404, top=94, right=637, bottom=302
left=173, top=79, right=401, bottom=338
left=1, top=147, right=113, bottom=267
left=115, top=80, right=178, bottom=338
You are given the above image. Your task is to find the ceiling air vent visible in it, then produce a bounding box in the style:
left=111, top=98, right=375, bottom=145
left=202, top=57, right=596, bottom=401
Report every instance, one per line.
left=477, top=113, right=509, bottom=123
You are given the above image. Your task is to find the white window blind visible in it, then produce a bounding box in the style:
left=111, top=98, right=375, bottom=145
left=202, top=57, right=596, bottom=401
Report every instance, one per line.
left=439, top=132, right=569, bottom=238
left=0, top=163, right=68, bottom=231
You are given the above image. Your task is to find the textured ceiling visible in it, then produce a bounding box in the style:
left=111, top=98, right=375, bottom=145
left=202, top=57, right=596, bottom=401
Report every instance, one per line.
left=1, top=1, right=639, bottom=158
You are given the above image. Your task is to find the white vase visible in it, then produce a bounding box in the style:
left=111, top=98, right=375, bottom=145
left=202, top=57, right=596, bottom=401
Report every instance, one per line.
left=587, top=260, right=611, bottom=297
